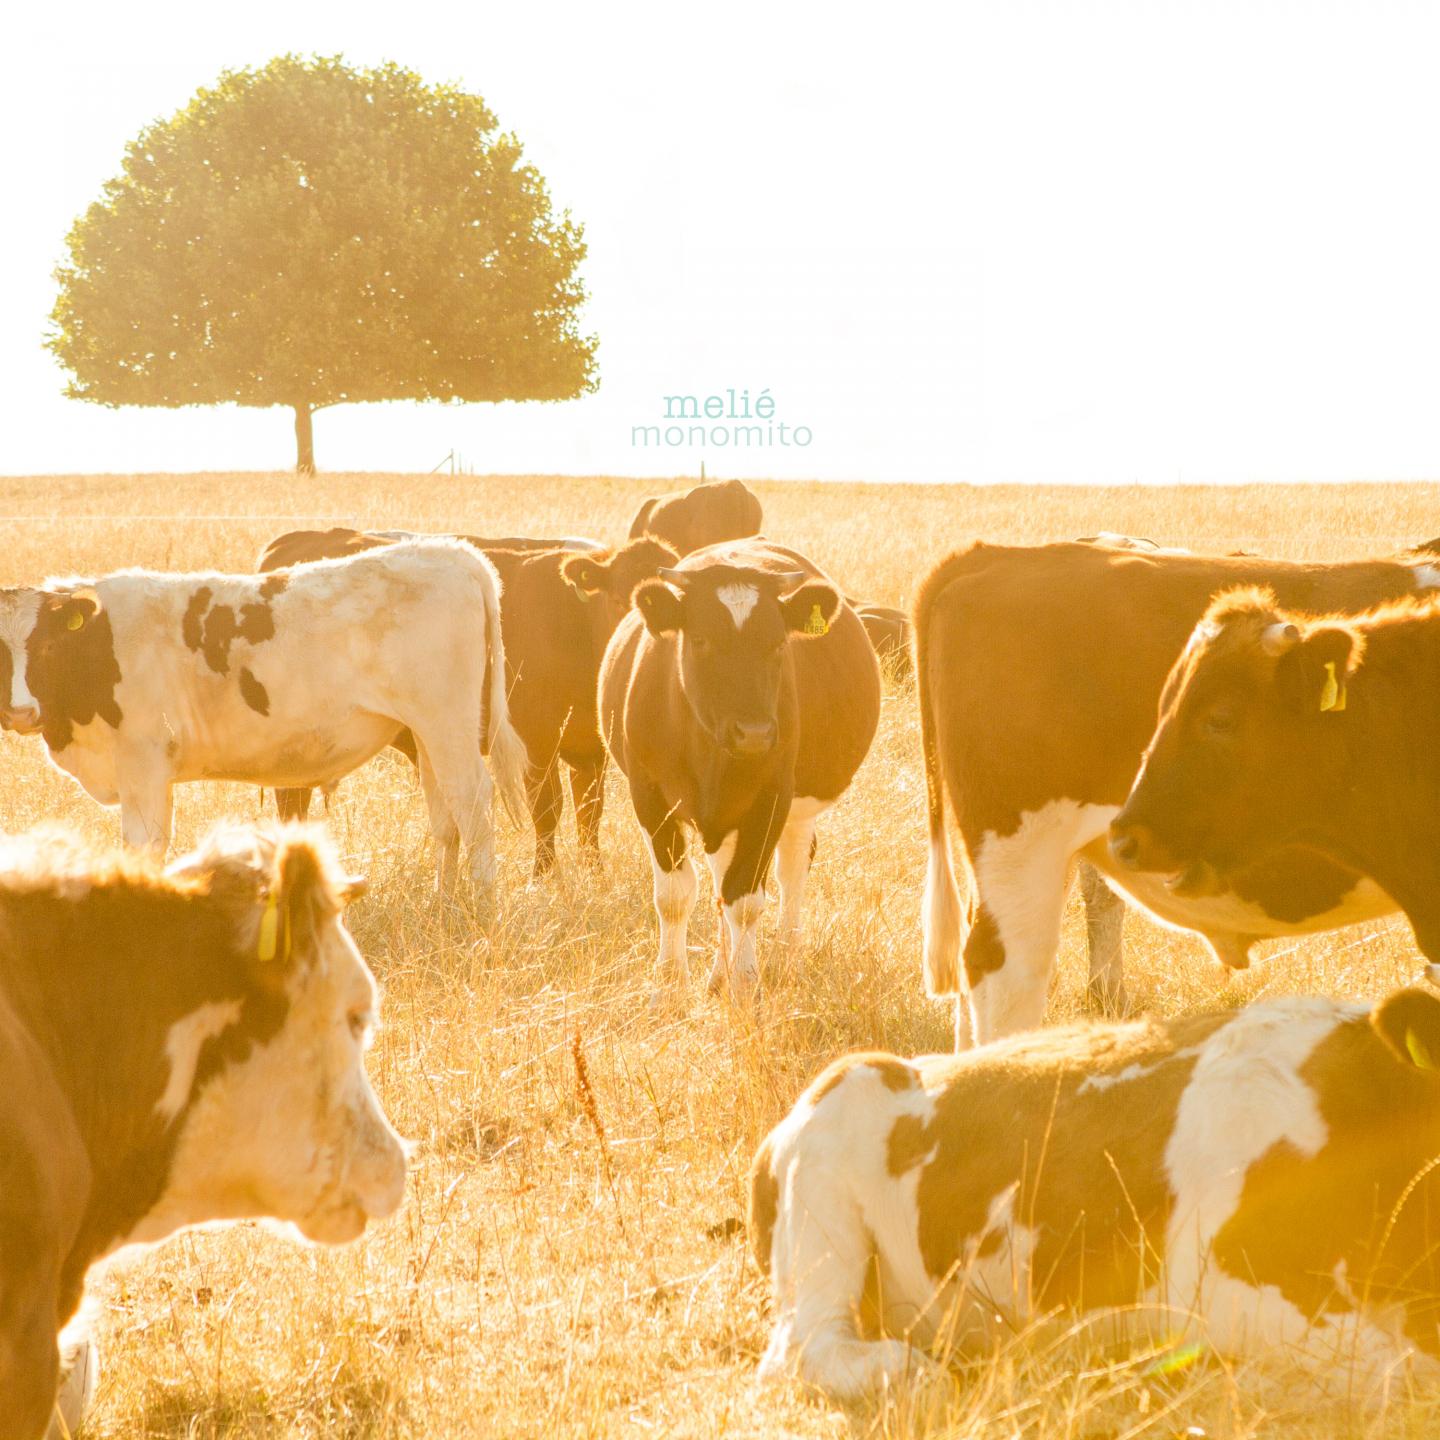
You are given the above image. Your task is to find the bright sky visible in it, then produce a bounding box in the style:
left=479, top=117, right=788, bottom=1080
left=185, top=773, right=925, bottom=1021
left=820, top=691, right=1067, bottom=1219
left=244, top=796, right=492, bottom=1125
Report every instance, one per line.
left=7, top=1, right=1440, bottom=483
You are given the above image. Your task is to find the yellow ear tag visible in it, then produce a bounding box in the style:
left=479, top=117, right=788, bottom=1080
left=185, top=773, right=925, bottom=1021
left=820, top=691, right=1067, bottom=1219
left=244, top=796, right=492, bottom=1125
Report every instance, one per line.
left=66, top=611, right=84, bottom=631
left=802, top=603, right=829, bottom=637
left=257, top=896, right=281, bottom=962
left=1407, top=1027, right=1435, bottom=1071
left=1319, top=661, right=1347, bottom=713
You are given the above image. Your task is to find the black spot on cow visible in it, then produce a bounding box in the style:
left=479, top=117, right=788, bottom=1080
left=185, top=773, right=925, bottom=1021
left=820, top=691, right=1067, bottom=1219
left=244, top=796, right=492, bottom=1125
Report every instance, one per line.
left=238, top=667, right=270, bottom=716
left=183, top=587, right=279, bottom=675
left=27, top=594, right=123, bottom=751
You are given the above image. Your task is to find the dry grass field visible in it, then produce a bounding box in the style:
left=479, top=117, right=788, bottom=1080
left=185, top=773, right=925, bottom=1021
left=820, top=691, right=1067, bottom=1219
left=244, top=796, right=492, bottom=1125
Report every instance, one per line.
left=10, top=471, right=1440, bottom=1439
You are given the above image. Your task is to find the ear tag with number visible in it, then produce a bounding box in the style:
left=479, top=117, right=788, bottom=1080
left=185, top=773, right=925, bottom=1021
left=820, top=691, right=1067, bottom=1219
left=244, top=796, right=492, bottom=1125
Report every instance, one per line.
left=66, top=611, right=84, bottom=631
left=1319, top=661, right=1347, bottom=713
left=257, top=895, right=288, bottom=963
left=803, top=604, right=829, bottom=637
left=1407, top=1027, right=1435, bottom=1071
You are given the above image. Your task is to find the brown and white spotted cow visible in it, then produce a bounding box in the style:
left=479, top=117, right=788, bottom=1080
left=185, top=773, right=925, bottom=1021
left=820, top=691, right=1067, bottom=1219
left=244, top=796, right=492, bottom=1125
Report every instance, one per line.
left=751, top=988, right=1440, bottom=1402
left=917, top=540, right=1440, bottom=1048
left=0, top=822, right=405, bottom=1440
left=628, top=478, right=763, bottom=555
left=258, top=528, right=677, bottom=875
left=598, top=540, right=880, bottom=1000
left=0, top=540, right=526, bottom=894
left=1111, top=586, right=1440, bottom=965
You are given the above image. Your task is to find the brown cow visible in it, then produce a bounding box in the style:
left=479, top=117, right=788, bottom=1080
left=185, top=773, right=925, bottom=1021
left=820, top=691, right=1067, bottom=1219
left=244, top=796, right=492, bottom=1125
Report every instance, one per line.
left=751, top=987, right=1440, bottom=1401
left=0, top=822, right=404, bottom=1440
left=1110, top=586, right=1440, bottom=963
left=628, top=478, right=763, bottom=555
left=595, top=540, right=880, bottom=1001
left=917, top=540, right=1440, bottom=1048
left=258, top=528, right=676, bottom=874
left=850, top=601, right=911, bottom=677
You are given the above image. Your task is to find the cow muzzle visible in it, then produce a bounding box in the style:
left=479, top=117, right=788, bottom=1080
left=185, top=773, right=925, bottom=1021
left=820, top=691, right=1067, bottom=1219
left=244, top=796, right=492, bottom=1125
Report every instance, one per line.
left=1108, top=817, right=1171, bottom=873
left=725, top=719, right=777, bottom=756
left=0, top=705, right=42, bottom=735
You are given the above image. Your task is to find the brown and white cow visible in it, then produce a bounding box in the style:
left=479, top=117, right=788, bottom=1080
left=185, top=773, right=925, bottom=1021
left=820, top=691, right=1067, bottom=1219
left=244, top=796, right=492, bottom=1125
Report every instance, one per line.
left=628, top=478, right=763, bottom=555
left=751, top=988, right=1440, bottom=1402
left=0, top=540, right=526, bottom=894
left=258, top=528, right=677, bottom=875
left=917, top=540, right=1440, bottom=1048
left=598, top=541, right=880, bottom=1000
left=1110, top=586, right=1440, bottom=964
left=0, top=822, right=405, bottom=1440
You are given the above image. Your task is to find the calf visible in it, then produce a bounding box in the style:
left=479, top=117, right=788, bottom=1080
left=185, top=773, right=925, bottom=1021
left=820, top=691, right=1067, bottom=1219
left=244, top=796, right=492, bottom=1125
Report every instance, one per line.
left=751, top=988, right=1440, bottom=1402
left=628, top=478, right=763, bottom=555
left=916, top=541, right=1440, bottom=1047
left=0, top=540, right=526, bottom=894
left=597, top=541, right=880, bottom=1000
left=0, top=822, right=405, bottom=1440
left=1111, top=587, right=1440, bottom=961
left=259, top=528, right=676, bottom=874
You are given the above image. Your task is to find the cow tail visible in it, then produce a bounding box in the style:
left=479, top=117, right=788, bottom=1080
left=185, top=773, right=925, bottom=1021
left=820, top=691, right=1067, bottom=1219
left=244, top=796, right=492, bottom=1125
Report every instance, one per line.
left=915, top=565, right=964, bottom=997
left=479, top=561, right=530, bottom=827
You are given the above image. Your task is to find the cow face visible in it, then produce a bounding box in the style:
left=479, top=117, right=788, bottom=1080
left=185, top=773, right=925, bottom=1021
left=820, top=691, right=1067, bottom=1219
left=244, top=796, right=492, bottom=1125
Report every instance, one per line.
left=631, top=565, right=840, bottom=757
left=155, top=827, right=406, bottom=1246
left=561, top=538, right=679, bottom=630
left=1110, top=588, right=1359, bottom=888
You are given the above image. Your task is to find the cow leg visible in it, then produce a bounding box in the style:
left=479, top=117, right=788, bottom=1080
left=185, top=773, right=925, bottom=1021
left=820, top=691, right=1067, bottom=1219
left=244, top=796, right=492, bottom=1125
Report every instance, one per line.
left=1077, top=862, right=1128, bottom=1014
left=0, top=1269, right=62, bottom=1440
left=117, top=756, right=174, bottom=853
left=705, top=813, right=780, bottom=1002
left=527, top=761, right=565, bottom=879
left=273, top=786, right=314, bottom=822
left=412, top=740, right=461, bottom=894
left=775, top=797, right=831, bottom=950
left=568, top=756, right=606, bottom=860
left=639, top=805, right=696, bottom=996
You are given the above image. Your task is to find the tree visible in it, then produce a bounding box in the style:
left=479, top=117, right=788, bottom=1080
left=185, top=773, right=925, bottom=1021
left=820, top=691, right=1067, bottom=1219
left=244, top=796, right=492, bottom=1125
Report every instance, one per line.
left=48, top=55, right=597, bottom=473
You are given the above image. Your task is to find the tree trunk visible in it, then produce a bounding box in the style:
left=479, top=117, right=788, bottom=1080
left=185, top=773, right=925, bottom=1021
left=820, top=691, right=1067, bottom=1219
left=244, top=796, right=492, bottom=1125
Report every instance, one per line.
left=293, top=403, right=316, bottom=475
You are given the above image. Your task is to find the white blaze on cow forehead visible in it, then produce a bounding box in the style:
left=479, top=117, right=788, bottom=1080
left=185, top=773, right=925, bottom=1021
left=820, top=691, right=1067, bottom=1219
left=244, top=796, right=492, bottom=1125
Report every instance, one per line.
left=156, top=999, right=243, bottom=1121
left=715, top=582, right=760, bottom=630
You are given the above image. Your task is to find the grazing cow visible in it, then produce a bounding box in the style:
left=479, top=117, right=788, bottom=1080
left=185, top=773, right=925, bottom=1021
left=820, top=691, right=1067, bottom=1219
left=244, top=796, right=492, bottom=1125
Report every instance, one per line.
left=751, top=988, right=1440, bottom=1402
left=0, top=540, right=526, bottom=894
left=599, top=541, right=880, bottom=999
left=628, top=478, right=763, bottom=555
left=0, top=822, right=405, bottom=1440
left=255, top=527, right=604, bottom=572
left=917, top=541, right=1440, bottom=1047
left=259, top=527, right=677, bottom=874
left=1110, top=587, right=1440, bottom=962
left=851, top=602, right=911, bottom=677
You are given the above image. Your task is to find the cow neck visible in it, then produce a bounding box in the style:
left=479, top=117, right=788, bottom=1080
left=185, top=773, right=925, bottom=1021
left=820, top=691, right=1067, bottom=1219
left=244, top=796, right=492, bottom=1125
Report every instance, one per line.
left=0, top=887, right=245, bottom=1273
left=1299, top=618, right=1440, bottom=956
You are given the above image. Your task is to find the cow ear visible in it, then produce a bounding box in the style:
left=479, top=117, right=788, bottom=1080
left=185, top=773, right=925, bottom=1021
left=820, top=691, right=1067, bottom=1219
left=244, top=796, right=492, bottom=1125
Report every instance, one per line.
left=561, top=553, right=610, bottom=597
left=633, top=579, right=683, bottom=637
left=780, top=582, right=840, bottom=638
left=1275, top=626, right=1357, bottom=715
left=1371, top=989, right=1440, bottom=1076
left=252, top=836, right=342, bottom=980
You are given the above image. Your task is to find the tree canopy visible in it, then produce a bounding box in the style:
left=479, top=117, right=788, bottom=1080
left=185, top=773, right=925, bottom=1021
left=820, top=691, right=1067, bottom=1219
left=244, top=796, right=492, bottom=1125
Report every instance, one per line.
left=48, top=55, right=598, bottom=471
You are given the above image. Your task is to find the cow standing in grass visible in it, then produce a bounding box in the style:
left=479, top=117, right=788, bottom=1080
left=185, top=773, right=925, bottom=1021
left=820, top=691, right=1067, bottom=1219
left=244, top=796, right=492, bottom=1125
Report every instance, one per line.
left=751, top=987, right=1440, bottom=1402
left=915, top=539, right=1440, bottom=1047
left=0, top=822, right=405, bottom=1440
left=597, top=540, right=880, bottom=1000
left=628, top=478, right=763, bottom=555
left=1111, top=586, right=1440, bottom=963
left=258, top=527, right=677, bottom=875
left=0, top=539, right=525, bottom=895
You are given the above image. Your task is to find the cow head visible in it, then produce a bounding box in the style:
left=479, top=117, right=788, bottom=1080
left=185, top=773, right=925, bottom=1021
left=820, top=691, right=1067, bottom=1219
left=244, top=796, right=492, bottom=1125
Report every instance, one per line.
left=629, top=564, right=840, bottom=757
left=0, top=585, right=107, bottom=740
left=156, top=825, right=406, bottom=1245
left=561, top=538, right=679, bottom=629
left=1109, top=587, right=1360, bottom=889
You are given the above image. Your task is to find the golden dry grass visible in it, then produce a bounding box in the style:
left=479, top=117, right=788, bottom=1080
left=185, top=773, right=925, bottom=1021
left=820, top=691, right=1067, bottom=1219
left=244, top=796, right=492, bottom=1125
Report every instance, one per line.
left=9, top=471, right=1440, bottom=1439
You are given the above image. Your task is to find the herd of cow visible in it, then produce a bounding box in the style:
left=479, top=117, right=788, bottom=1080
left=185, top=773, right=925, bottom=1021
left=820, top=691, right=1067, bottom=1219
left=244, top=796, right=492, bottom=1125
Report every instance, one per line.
left=6, top=481, right=1440, bottom=1433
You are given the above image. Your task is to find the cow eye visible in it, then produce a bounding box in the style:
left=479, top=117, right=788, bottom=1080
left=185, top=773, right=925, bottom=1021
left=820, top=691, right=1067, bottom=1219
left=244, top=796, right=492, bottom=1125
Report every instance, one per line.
left=1202, top=707, right=1239, bottom=737
left=347, top=1008, right=373, bottom=1040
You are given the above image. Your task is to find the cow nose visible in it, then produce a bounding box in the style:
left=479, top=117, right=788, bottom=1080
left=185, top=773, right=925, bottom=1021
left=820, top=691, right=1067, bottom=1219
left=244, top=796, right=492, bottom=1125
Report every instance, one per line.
left=1108, top=821, right=1150, bottom=870
left=1, top=705, right=41, bottom=735
left=729, top=720, right=776, bottom=755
